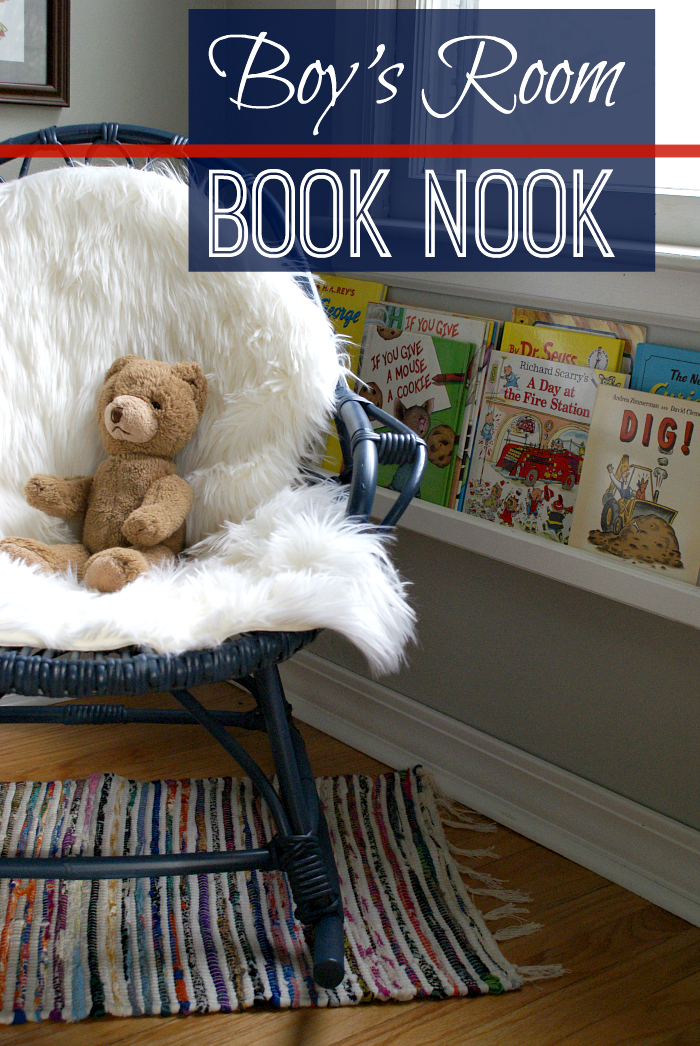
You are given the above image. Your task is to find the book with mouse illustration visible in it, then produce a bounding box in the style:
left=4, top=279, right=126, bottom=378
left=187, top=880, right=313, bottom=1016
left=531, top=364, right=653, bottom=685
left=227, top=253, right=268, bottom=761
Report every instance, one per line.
left=357, top=301, right=486, bottom=506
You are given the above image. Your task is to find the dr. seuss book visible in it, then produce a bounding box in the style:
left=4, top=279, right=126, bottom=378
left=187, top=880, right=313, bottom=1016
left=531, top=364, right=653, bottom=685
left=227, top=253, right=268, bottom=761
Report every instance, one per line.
left=501, top=321, right=626, bottom=374
left=357, top=301, right=480, bottom=507
left=511, top=307, right=646, bottom=372
left=317, top=274, right=387, bottom=473
left=631, top=343, right=700, bottom=402
left=463, top=351, right=625, bottom=543
left=568, top=386, right=700, bottom=583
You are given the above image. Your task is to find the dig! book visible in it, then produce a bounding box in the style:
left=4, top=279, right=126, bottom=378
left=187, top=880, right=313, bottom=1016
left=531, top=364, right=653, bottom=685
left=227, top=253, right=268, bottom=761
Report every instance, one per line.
left=568, top=385, right=700, bottom=583
left=317, top=274, right=387, bottom=474
left=357, top=302, right=481, bottom=507
left=463, top=351, right=626, bottom=543
left=501, top=321, right=626, bottom=374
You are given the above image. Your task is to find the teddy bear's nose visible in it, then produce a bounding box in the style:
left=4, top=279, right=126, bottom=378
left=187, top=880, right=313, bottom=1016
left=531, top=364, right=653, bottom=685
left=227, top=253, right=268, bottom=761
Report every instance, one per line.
left=105, top=395, right=158, bottom=444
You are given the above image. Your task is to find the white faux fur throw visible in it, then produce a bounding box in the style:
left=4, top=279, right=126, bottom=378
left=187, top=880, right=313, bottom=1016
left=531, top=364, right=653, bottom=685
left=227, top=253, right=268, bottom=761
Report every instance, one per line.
left=0, top=166, right=414, bottom=673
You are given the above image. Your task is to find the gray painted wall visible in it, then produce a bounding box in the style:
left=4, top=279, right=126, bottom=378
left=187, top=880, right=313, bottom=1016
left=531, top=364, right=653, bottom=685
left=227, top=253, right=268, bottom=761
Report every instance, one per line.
left=313, top=285, right=700, bottom=835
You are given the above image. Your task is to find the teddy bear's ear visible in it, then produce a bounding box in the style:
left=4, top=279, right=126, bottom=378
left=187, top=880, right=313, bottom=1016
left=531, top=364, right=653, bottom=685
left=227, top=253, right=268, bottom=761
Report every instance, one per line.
left=173, top=362, right=208, bottom=416
left=105, top=355, right=141, bottom=380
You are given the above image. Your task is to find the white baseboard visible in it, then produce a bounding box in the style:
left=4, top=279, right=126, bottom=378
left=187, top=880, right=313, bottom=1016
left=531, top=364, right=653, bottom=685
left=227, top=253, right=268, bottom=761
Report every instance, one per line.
left=280, top=651, right=700, bottom=929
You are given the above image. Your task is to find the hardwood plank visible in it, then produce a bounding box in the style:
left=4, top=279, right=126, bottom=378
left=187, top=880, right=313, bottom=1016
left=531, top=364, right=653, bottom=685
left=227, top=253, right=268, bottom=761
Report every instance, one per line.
left=450, top=931, right=700, bottom=1046
left=553, top=968, right=700, bottom=1046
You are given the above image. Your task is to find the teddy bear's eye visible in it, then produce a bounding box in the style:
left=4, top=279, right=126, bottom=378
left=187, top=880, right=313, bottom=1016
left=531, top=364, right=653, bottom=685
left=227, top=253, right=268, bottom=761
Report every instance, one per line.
left=151, top=400, right=162, bottom=411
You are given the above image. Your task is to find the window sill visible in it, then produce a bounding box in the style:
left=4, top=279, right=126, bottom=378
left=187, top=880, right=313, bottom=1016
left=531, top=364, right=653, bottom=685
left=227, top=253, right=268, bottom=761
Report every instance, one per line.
left=355, top=253, right=700, bottom=331
left=655, top=243, right=700, bottom=272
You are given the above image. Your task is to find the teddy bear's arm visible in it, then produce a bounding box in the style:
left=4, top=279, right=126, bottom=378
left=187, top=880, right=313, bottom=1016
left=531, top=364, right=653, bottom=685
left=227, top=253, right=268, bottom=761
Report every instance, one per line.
left=24, top=475, right=93, bottom=521
left=121, top=475, right=194, bottom=548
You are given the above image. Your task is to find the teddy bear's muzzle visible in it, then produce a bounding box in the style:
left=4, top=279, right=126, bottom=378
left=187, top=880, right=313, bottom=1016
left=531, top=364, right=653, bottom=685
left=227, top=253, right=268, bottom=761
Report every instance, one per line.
left=104, top=395, right=158, bottom=444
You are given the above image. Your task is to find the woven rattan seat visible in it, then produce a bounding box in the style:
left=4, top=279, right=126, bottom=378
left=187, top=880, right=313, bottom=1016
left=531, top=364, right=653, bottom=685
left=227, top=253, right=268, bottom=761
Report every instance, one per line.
left=0, top=631, right=319, bottom=700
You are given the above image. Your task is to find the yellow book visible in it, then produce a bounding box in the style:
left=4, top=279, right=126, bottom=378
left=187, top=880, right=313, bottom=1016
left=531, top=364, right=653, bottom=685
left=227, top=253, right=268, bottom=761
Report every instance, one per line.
left=317, top=274, right=387, bottom=473
left=501, top=321, right=625, bottom=374
left=510, top=307, right=647, bottom=373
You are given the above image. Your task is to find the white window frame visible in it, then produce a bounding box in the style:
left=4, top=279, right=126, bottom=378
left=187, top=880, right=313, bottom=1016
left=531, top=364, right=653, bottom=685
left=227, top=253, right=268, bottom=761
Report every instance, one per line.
left=335, top=0, right=700, bottom=298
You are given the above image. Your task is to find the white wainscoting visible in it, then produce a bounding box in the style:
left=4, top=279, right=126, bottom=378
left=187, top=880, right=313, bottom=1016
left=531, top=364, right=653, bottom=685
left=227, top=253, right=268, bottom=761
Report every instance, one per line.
left=280, top=649, right=700, bottom=929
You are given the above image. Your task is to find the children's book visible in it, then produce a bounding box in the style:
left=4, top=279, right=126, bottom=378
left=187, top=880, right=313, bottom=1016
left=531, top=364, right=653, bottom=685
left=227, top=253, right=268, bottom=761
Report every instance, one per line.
left=455, top=320, right=503, bottom=510
left=630, top=342, right=700, bottom=402
left=463, top=350, right=626, bottom=543
left=316, top=275, right=387, bottom=473
left=398, top=307, right=497, bottom=509
left=357, top=301, right=481, bottom=507
left=501, top=321, right=626, bottom=374
left=568, top=385, right=700, bottom=584
left=511, top=307, right=646, bottom=372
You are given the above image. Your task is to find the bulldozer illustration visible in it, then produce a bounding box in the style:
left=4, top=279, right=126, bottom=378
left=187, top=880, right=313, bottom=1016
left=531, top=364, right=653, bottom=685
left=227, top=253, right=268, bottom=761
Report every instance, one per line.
left=600, top=454, right=677, bottom=535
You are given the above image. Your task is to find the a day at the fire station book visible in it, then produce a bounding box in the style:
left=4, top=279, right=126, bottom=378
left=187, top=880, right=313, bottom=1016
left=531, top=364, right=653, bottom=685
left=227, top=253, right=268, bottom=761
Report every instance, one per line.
left=463, top=350, right=625, bottom=544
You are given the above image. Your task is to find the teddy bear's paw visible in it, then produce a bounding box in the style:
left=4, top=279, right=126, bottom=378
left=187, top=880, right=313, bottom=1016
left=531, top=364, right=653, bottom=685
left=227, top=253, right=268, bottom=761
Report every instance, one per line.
left=24, top=475, right=65, bottom=511
left=0, top=538, right=52, bottom=572
left=121, top=508, right=169, bottom=548
left=84, top=548, right=149, bottom=593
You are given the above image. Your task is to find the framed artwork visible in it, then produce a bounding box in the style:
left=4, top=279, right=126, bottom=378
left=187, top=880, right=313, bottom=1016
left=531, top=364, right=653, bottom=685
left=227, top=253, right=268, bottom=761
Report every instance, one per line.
left=0, top=0, right=69, bottom=105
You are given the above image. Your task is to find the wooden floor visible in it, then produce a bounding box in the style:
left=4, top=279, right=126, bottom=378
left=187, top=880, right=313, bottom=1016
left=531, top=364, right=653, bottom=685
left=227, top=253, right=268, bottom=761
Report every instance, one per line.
left=0, top=681, right=697, bottom=1045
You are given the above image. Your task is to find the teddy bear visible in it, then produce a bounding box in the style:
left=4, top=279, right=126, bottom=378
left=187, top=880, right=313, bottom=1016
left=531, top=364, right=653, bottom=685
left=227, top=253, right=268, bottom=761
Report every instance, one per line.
left=0, top=355, right=208, bottom=593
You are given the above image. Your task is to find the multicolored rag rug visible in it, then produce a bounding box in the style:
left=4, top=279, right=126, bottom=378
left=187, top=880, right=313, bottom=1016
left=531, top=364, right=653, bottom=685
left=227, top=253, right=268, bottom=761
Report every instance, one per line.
left=0, top=767, right=558, bottom=1022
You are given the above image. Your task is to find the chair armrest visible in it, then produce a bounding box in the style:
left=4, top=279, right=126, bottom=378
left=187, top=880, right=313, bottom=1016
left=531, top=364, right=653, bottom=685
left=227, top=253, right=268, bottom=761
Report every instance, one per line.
left=334, top=383, right=427, bottom=529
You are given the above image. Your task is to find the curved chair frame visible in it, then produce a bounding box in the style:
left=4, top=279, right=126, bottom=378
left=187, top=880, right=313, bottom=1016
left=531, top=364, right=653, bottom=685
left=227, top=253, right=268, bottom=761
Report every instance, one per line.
left=0, top=123, right=426, bottom=990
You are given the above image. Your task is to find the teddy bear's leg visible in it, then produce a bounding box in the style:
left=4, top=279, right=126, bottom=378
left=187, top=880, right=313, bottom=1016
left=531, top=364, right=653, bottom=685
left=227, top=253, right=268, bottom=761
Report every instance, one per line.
left=83, top=545, right=175, bottom=594
left=0, top=538, right=91, bottom=577
left=139, top=545, right=177, bottom=569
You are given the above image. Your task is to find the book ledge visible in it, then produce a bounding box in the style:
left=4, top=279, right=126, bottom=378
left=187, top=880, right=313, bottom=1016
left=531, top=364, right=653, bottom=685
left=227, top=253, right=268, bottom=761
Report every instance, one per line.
left=373, top=487, right=700, bottom=633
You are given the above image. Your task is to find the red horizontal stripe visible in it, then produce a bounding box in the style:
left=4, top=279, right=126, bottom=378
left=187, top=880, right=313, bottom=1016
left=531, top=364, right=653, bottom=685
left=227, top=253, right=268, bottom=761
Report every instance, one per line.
left=0, top=143, right=698, bottom=159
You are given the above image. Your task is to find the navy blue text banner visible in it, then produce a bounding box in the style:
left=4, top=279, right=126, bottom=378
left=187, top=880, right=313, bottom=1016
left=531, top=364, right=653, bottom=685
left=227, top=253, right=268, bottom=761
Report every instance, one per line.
left=188, top=9, right=655, bottom=273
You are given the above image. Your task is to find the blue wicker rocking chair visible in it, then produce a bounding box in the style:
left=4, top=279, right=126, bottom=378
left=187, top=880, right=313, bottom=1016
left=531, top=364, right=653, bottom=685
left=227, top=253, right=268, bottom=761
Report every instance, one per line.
left=0, top=123, right=425, bottom=990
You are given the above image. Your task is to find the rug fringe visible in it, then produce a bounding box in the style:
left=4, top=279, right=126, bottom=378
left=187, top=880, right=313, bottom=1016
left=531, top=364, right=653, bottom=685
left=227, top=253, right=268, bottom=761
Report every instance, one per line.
left=493, top=922, right=543, bottom=941
left=419, top=767, right=565, bottom=984
left=482, top=901, right=542, bottom=940
left=468, top=886, right=534, bottom=903
left=453, top=864, right=507, bottom=890
left=440, top=817, right=498, bottom=833
left=482, top=902, right=532, bottom=922
left=419, top=768, right=498, bottom=833
left=447, top=842, right=500, bottom=859
left=516, top=964, right=569, bottom=982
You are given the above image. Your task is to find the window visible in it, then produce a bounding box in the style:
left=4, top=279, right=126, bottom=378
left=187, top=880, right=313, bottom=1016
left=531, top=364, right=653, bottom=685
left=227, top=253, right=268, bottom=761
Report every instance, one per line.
left=473, top=0, right=700, bottom=251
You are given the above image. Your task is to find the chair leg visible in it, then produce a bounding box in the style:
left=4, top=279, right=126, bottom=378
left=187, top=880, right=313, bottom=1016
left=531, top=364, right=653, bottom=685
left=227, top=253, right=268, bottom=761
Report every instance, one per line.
left=253, top=664, right=345, bottom=990
left=288, top=719, right=346, bottom=990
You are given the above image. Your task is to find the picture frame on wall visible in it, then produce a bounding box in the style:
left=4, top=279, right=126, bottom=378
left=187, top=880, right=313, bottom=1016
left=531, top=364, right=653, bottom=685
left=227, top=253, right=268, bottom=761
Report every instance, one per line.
left=0, top=0, right=69, bottom=106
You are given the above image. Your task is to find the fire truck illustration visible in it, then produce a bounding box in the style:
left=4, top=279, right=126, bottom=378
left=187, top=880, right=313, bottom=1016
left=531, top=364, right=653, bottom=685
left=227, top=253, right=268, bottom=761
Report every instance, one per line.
left=495, top=441, right=582, bottom=490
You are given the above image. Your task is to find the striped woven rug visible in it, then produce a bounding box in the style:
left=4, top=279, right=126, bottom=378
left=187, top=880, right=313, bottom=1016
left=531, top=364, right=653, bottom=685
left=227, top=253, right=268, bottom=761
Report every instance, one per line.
left=0, top=767, right=555, bottom=1022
